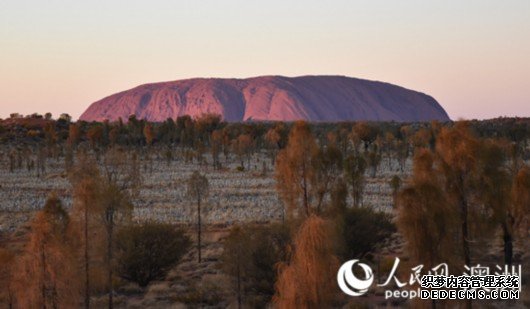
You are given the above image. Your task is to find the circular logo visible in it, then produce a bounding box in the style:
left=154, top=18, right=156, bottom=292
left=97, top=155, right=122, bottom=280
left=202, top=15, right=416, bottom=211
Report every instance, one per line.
left=337, top=259, right=374, bottom=296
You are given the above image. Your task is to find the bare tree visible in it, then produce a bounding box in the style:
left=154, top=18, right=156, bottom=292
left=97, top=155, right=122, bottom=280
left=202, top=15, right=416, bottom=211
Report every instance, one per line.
left=211, top=130, right=223, bottom=170
left=344, top=153, right=367, bottom=207
left=232, top=134, right=253, bottom=170
left=70, top=155, right=102, bottom=309
left=187, top=171, right=209, bottom=262
left=99, top=181, right=132, bottom=309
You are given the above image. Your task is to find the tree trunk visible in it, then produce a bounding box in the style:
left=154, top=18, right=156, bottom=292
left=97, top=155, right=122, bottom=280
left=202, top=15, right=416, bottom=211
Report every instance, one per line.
left=502, top=221, right=513, bottom=266
left=247, top=154, right=251, bottom=171
left=460, top=203, right=470, bottom=266
left=8, top=283, right=13, bottom=309
left=107, top=212, right=114, bottom=309
left=458, top=186, right=472, bottom=309
left=197, top=197, right=202, bottom=263
left=302, top=163, right=309, bottom=216
left=84, top=200, right=90, bottom=309
left=51, top=284, right=58, bottom=309
left=41, top=247, right=47, bottom=309
left=458, top=185, right=471, bottom=266
left=237, top=260, right=241, bottom=309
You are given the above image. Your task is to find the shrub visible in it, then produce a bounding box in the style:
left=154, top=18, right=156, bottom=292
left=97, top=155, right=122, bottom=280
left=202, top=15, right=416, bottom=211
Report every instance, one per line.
left=338, top=206, right=395, bottom=260
left=116, top=222, right=191, bottom=287
left=221, top=223, right=290, bottom=307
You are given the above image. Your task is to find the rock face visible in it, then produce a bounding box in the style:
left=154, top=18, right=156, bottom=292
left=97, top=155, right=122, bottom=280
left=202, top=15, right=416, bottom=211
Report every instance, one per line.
left=80, top=75, right=450, bottom=122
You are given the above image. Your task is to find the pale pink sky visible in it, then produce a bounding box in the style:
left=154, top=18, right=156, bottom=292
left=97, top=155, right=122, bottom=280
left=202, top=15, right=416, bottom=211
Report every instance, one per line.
left=1, top=1, right=529, bottom=120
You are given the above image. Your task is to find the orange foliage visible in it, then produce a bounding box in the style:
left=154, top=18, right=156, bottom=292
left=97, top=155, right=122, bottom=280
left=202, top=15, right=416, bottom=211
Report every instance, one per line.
left=13, top=194, right=80, bottom=308
left=273, top=215, right=339, bottom=308
left=275, top=121, right=318, bottom=218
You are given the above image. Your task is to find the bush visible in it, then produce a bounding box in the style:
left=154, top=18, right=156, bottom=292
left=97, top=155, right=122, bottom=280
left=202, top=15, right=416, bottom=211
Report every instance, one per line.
left=221, top=223, right=290, bottom=307
left=338, top=206, right=395, bottom=260
left=116, top=222, right=191, bottom=287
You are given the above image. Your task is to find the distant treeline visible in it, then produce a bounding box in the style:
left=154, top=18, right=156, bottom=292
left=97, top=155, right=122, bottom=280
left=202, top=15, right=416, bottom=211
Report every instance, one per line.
left=1, top=113, right=529, bottom=149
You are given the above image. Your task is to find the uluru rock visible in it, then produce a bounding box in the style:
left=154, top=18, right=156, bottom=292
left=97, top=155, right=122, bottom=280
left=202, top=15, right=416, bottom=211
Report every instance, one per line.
left=79, top=75, right=450, bottom=122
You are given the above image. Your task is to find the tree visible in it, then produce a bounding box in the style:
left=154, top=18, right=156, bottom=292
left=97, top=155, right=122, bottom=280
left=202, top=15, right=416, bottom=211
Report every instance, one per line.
left=176, top=115, right=195, bottom=147
left=264, top=124, right=285, bottom=164
left=382, top=132, right=396, bottom=169
left=13, top=194, right=80, bottom=308
left=8, top=149, right=16, bottom=173
left=158, top=118, right=177, bottom=144
left=65, top=145, right=74, bottom=172
left=312, top=143, right=342, bottom=212
left=143, top=123, right=154, bottom=146
left=398, top=124, right=499, bottom=268
left=337, top=206, right=395, bottom=260
left=67, top=123, right=81, bottom=147
left=70, top=155, right=102, bottom=309
left=352, top=122, right=379, bottom=151
left=108, top=126, right=120, bottom=146
left=335, top=125, right=352, bottom=155
left=116, top=222, right=191, bottom=287
left=366, top=144, right=382, bottom=177
left=102, top=147, right=142, bottom=197
left=474, top=139, right=514, bottom=265
left=273, top=215, right=339, bottom=308
left=37, top=147, right=47, bottom=177
left=328, top=178, right=348, bottom=215
left=211, top=129, right=223, bottom=169
left=87, top=125, right=104, bottom=150
left=513, top=166, right=530, bottom=232
left=99, top=181, right=132, bottom=308
left=221, top=127, right=232, bottom=163
left=396, top=148, right=463, bottom=309
left=435, top=122, right=482, bottom=266
left=221, top=224, right=290, bottom=308
left=70, top=151, right=135, bottom=309
left=59, top=113, right=72, bottom=122
left=389, top=175, right=401, bottom=207
left=344, top=153, right=367, bottom=207
left=396, top=149, right=460, bottom=269
left=412, top=128, right=431, bottom=148
left=164, top=146, right=173, bottom=166
left=0, top=249, right=15, bottom=308
left=43, top=122, right=58, bottom=157
left=275, top=121, right=319, bottom=218
left=187, top=171, right=209, bottom=262
left=221, top=226, right=251, bottom=308
left=395, top=139, right=409, bottom=172
left=195, top=113, right=222, bottom=143
left=232, top=134, right=253, bottom=169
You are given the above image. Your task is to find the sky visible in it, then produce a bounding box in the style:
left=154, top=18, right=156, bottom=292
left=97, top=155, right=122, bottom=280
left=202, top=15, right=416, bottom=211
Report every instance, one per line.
left=1, top=0, right=529, bottom=120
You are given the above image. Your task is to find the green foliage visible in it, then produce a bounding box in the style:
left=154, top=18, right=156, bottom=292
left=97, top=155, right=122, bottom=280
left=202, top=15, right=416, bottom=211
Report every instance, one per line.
left=116, top=222, right=191, bottom=287
left=337, top=206, right=395, bottom=260
left=221, top=223, right=290, bottom=307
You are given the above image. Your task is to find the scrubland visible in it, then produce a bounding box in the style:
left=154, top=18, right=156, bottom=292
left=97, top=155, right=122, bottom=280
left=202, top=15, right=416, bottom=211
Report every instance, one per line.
left=0, top=115, right=529, bottom=308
